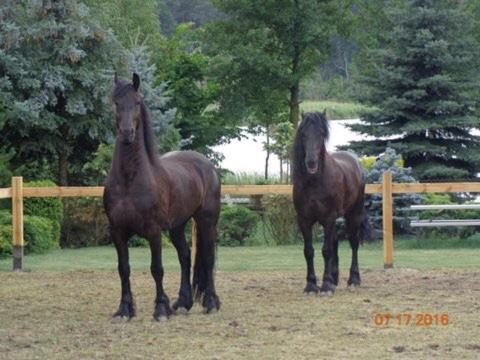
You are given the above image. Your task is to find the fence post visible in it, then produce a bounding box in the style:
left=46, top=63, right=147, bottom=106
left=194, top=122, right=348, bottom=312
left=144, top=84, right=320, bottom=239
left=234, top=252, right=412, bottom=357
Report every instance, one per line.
left=191, top=220, right=197, bottom=267
left=382, top=171, right=394, bottom=268
left=12, top=176, right=24, bottom=271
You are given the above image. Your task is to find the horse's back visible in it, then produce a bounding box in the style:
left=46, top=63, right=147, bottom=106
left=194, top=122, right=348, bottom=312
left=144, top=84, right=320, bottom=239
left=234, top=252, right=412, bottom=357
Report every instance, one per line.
left=159, top=150, right=220, bottom=207
left=331, top=151, right=365, bottom=199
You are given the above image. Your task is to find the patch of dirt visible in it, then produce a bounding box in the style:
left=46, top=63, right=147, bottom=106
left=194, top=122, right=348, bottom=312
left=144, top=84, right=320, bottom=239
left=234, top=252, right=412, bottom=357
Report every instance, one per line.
left=0, top=268, right=479, bottom=359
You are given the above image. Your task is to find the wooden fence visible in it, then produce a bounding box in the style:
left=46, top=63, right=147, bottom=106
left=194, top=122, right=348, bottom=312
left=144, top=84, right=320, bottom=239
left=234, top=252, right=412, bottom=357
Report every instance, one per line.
left=2, top=172, right=480, bottom=271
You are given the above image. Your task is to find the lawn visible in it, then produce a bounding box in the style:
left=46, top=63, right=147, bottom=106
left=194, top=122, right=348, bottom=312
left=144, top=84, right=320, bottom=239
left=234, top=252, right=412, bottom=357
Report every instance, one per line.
left=1, top=242, right=479, bottom=273
left=300, top=100, right=370, bottom=120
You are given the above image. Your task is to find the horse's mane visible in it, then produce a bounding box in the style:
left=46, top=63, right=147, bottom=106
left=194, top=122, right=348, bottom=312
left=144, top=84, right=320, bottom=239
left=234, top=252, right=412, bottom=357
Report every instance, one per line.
left=140, top=101, right=160, bottom=165
left=293, top=112, right=330, bottom=179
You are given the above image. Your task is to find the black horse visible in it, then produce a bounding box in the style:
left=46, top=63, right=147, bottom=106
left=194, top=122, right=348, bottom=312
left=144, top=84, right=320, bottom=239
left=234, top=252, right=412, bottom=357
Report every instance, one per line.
left=104, top=73, right=221, bottom=321
left=293, top=112, right=371, bottom=295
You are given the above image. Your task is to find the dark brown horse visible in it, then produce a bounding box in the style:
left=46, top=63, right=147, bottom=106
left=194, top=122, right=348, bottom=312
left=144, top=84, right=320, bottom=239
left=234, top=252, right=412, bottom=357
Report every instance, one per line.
left=104, top=73, right=221, bottom=321
left=293, top=112, right=371, bottom=295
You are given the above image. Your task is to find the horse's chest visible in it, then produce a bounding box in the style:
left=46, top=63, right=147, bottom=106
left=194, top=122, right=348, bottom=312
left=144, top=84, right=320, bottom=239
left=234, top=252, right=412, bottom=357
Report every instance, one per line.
left=105, top=188, right=164, bottom=230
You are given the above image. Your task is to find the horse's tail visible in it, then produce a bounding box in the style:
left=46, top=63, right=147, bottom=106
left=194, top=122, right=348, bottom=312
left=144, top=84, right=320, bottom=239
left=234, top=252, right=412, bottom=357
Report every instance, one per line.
left=359, top=208, right=373, bottom=244
left=191, top=220, right=217, bottom=304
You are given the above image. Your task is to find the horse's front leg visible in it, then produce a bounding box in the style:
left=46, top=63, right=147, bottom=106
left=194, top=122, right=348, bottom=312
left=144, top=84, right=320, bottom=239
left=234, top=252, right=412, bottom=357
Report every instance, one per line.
left=298, top=216, right=319, bottom=294
left=320, top=220, right=337, bottom=295
left=112, top=229, right=135, bottom=320
left=149, top=233, right=172, bottom=321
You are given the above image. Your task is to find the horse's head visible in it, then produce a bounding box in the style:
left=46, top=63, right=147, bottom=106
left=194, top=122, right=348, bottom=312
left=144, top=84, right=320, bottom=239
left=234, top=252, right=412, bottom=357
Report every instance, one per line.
left=112, top=73, right=142, bottom=144
left=295, top=111, right=329, bottom=175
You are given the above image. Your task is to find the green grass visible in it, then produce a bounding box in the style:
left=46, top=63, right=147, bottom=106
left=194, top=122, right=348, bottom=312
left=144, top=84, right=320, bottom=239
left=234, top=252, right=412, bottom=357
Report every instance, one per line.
left=1, top=242, right=479, bottom=273
left=301, top=100, right=370, bottom=120
left=221, top=171, right=282, bottom=185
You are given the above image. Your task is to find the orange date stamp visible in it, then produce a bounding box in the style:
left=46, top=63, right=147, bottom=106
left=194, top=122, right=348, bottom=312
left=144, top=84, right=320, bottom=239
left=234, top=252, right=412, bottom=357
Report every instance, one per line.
left=373, top=313, right=449, bottom=327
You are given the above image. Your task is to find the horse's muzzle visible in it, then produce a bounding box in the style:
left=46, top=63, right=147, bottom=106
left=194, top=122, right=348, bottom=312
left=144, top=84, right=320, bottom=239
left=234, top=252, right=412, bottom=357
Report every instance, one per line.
left=120, top=128, right=136, bottom=144
left=306, top=160, right=318, bottom=174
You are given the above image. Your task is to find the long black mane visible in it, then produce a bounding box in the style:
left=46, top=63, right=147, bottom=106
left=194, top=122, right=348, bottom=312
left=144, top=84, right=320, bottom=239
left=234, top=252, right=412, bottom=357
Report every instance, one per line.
left=293, top=112, right=330, bottom=179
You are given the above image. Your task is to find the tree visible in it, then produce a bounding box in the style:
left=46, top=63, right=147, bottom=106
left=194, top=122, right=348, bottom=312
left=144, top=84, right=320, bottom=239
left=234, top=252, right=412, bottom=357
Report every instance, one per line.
left=346, top=0, right=480, bottom=180
left=157, top=24, right=240, bottom=162
left=0, top=0, right=122, bottom=185
left=205, top=0, right=349, bottom=127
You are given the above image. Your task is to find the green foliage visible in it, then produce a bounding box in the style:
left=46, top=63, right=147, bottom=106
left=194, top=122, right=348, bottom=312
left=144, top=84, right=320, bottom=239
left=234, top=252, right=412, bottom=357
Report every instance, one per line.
left=348, top=0, right=480, bottom=180
left=0, top=224, right=12, bottom=257
left=0, top=209, right=58, bottom=255
left=24, top=215, right=57, bottom=254
left=218, top=205, right=259, bottom=246
left=23, top=181, right=63, bottom=245
left=221, top=172, right=282, bottom=185
left=0, top=0, right=124, bottom=185
left=0, top=148, right=13, bottom=187
left=205, top=0, right=347, bottom=129
left=262, top=196, right=302, bottom=245
left=300, top=101, right=370, bottom=120
left=158, top=24, right=238, bottom=160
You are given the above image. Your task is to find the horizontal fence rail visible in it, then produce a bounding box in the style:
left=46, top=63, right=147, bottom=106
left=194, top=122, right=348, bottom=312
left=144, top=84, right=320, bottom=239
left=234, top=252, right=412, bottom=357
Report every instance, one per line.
left=2, top=174, right=480, bottom=271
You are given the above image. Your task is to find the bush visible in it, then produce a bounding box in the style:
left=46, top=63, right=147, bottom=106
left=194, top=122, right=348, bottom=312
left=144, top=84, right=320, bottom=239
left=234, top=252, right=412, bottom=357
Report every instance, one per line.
left=0, top=224, right=12, bottom=257
left=262, top=196, right=303, bottom=245
left=24, top=180, right=63, bottom=245
left=0, top=209, right=58, bottom=255
left=218, top=205, right=259, bottom=246
left=61, top=198, right=109, bottom=248
left=24, top=215, right=57, bottom=254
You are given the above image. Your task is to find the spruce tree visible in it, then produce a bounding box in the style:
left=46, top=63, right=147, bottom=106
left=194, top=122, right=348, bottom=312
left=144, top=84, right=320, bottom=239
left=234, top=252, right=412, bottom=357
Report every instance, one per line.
left=348, top=0, right=480, bottom=180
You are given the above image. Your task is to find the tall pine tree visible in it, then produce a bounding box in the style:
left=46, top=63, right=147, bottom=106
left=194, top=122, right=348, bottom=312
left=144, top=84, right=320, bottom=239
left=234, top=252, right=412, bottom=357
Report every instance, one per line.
left=347, top=0, right=480, bottom=180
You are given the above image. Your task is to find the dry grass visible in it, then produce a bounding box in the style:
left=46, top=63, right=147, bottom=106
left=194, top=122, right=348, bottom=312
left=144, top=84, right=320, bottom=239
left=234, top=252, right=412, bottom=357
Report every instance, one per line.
left=0, top=268, right=479, bottom=359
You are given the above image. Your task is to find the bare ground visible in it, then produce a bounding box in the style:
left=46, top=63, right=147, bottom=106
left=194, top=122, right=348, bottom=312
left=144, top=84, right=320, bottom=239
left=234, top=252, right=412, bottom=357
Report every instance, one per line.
left=0, top=268, right=479, bottom=359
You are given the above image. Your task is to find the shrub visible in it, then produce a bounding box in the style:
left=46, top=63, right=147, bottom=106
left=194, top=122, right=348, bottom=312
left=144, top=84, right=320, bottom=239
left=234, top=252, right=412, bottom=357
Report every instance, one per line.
left=262, top=195, right=303, bottom=245
left=218, top=205, right=259, bottom=246
left=24, top=215, right=57, bottom=254
left=61, top=198, right=109, bottom=248
left=0, top=224, right=12, bottom=257
left=24, top=180, right=63, bottom=245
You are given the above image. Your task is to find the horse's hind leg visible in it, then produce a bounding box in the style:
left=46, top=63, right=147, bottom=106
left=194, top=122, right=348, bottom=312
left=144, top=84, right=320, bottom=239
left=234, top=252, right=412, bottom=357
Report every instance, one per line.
left=148, top=233, right=172, bottom=321
left=345, top=212, right=361, bottom=287
left=193, top=213, right=220, bottom=314
left=112, top=229, right=135, bottom=320
left=169, top=223, right=193, bottom=313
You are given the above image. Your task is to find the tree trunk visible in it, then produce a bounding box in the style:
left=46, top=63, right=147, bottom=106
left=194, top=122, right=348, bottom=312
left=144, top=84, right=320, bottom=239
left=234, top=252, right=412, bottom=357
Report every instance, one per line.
left=264, top=124, right=270, bottom=180
left=58, top=151, right=68, bottom=186
left=280, top=158, right=283, bottom=183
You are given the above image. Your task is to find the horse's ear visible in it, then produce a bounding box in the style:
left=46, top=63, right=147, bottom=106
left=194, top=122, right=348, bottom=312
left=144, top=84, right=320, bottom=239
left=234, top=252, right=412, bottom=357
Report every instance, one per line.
left=132, top=73, right=140, bottom=91
left=114, top=72, right=119, bottom=84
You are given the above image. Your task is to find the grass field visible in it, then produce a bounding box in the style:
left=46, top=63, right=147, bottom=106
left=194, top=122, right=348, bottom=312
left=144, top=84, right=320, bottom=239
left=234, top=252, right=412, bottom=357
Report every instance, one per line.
left=300, top=100, right=370, bottom=120
left=1, top=244, right=479, bottom=359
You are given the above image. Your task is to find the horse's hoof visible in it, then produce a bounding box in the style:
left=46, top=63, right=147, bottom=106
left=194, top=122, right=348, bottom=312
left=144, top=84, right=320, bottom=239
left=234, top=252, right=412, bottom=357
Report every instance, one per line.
left=304, top=283, right=320, bottom=295
left=347, top=283, right=360, bottom=291
left=175, top=307, right=189, bottom=315
left=319, top=290, right=334, bottom=297
left=111, top=315, right=130, bottom=323
left=154, top=315, right=169, bottom=322
left=204, top=306, right=218, bottom=314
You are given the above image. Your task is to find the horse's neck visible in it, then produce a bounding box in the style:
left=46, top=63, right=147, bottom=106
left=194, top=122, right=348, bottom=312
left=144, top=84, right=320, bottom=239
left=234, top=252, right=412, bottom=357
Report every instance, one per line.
left=111, top=127, right=160, bottom=187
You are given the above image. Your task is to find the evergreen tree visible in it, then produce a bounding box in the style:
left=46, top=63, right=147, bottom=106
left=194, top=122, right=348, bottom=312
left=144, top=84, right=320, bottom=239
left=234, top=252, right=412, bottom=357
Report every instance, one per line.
left=347, top=0, right=480, bottom=180
left=0, top=0, right=122, bottom=185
